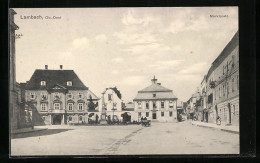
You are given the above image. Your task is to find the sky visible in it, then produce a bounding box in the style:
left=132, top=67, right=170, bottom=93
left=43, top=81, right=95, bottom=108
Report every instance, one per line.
left=13, top=7, right=238, bottom=102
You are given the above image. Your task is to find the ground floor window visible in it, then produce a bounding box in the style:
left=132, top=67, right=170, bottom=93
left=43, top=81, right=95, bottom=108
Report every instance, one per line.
left=69, top=116, right=72, bottom=121
left=79, top=115, right=83, bottom=121
left=146, top=112, right=149, bottom=117
left=138, top=112, right=141, bottom=117
left=169, top=111, right=173, bottom=117
left=161, top=112, right=164, bottom=117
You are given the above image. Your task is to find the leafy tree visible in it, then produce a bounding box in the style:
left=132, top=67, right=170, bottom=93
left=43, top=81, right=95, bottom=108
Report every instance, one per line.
left=88, top=95, right=98, bottom=111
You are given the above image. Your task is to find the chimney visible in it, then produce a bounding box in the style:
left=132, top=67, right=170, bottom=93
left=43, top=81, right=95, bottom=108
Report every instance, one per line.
left=60, top=65, right=63, bottom=70
left=45, top=65, right=48, bottom=70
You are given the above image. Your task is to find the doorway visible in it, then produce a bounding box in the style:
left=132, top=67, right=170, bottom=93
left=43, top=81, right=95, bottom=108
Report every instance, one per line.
left=152, top=112, right=157, bottom=119
left=53, top=115, right=62, bottom=125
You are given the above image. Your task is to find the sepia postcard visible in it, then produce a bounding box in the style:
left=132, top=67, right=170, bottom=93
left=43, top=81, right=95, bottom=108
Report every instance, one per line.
left=9, top=7, right=239, bottom=156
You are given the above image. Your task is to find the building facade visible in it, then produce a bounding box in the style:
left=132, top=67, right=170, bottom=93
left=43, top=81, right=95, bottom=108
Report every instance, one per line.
left=25, top=66, right=99, bottom=125
left=133, top=77, right=178, bottom=122
left=9, top=9, right=20, bottom=131
left=99, top=87, right=124, bottom=121
left=206, top=31, right=239, bottom=126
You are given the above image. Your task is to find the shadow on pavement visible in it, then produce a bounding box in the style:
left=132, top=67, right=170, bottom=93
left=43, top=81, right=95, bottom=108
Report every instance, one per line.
left=11, top=129, right=73, bottom=139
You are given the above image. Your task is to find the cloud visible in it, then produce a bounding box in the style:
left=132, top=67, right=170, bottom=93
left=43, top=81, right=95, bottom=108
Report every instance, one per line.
left=148, top=60, right=184, bottom=70
left=178, top=62, right=208, bottom=75
left=113, top=32, right=157, bottom=45
left=122, top=9, right=158, bottom=26
left=121, top=76, right=145, bottom=86
left=95, top=34, right=107, bottom=41
left=126, top=42, right=171, bottom=56
left=112, top=57, right=124, bottom=63
left=72, top=37, right=89, bottom=49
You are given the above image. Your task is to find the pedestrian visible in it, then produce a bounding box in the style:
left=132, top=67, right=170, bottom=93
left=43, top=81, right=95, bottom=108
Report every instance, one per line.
left=141, top=116, right=144, bottom=126
left=96, top=114, right=99, bottom=124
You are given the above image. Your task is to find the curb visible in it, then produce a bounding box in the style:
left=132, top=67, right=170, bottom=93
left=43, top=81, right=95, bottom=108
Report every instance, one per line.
left=220, top=128, right=239, bottom=134
left=12, top=128, right=48, bottom=135
left=192, top=123, right=239, bottom=134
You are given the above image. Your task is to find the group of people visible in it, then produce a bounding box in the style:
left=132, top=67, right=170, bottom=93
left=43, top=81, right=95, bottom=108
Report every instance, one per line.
left=140, top=116, right=148, bottom=121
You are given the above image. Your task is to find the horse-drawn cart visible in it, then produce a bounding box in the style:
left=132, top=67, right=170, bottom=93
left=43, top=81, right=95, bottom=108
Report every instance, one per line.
left=141, top=120, right=151, bottom=127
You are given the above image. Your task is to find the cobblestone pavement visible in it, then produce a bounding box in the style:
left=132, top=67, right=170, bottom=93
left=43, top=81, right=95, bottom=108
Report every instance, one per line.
left=11, top=121, right=239, bottom=156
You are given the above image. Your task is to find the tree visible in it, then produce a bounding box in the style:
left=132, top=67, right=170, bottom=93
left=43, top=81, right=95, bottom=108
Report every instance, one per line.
left=88, top=95, right=98, bottom=111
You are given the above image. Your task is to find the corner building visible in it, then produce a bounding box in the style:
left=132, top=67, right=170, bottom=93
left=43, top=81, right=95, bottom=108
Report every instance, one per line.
left=25, top=66, right=99, bottom=125
left=133, top=77, right=178, bottom=122
left=206, top=31, right=239, bottom=126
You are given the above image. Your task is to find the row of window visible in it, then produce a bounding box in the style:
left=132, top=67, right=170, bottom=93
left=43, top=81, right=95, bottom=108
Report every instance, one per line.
left=29, top=92, right=84, bottom=100
left=40, top=103, right=84, bottom=111
left=42, top=115, right=84, bottom=121
left=40, top=81, right=73, bottom=86
left=138, top=101, right=174, bottom=109
left=138, top=111, right=173, bottom=117
left=217, top=75, right=239, bottom=99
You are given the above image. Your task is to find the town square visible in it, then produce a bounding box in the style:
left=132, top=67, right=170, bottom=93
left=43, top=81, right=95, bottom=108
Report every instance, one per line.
left=9, top=7, right=239, bottom=156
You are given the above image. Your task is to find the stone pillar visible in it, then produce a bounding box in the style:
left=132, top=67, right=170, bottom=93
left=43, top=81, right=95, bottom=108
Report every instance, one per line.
left=62, top=114, right=65, bottom=125
left=50, top=114, right=52, bottom=125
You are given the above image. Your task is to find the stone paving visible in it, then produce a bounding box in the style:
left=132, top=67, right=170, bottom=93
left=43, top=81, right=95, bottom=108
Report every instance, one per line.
left=11, top=121, right=239, bottom=156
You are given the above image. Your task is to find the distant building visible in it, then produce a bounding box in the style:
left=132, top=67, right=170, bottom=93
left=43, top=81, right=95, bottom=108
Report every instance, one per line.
left=24, top=65, right=99, bottom=125
left=186, top=90, right=201, bottom=120
left=100, top=87, right=123, bottom=121
left=133, top=76, right=178, bottom=122
left=206, top=31, right=239, bottom=126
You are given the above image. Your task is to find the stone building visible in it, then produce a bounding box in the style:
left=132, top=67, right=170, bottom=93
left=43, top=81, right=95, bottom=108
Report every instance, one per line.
left=99, top=87, right=123, bottom=122
left=206, top=31, right=239, bottom=126
left=25, top=65, right=99, bottom=125
left=9, top=9, right=19, bottom=131
left=133, top=76, right=178, bottom=122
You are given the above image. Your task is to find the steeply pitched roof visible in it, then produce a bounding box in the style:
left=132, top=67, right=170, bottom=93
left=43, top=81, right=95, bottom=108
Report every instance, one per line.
left=138, top=83, right=172, bottom=93
left=25, top=69, right=88, bottom=90
left=206, top=31, right=239, bottom=80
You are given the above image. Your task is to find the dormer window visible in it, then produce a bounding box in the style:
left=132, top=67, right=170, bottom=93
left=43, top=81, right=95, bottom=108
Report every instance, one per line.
left=67, top=81, right=72, bottom=86
left=41, top=81, right=46, bottom=86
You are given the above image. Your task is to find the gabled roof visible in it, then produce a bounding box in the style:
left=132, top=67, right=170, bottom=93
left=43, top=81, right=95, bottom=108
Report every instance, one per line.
left=138, top=83, right=172, bottom=93
left=87, top=89, right=100, bottom=100
left=25, top=69, right=88, bottom=90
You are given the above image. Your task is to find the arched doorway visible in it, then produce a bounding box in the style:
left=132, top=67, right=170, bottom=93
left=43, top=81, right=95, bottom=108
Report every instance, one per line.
left=53, top=115, right=62, bottom=125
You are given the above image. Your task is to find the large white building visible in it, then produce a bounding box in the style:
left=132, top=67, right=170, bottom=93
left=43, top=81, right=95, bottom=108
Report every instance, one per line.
left=133, top=77, right=178, bottom=122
